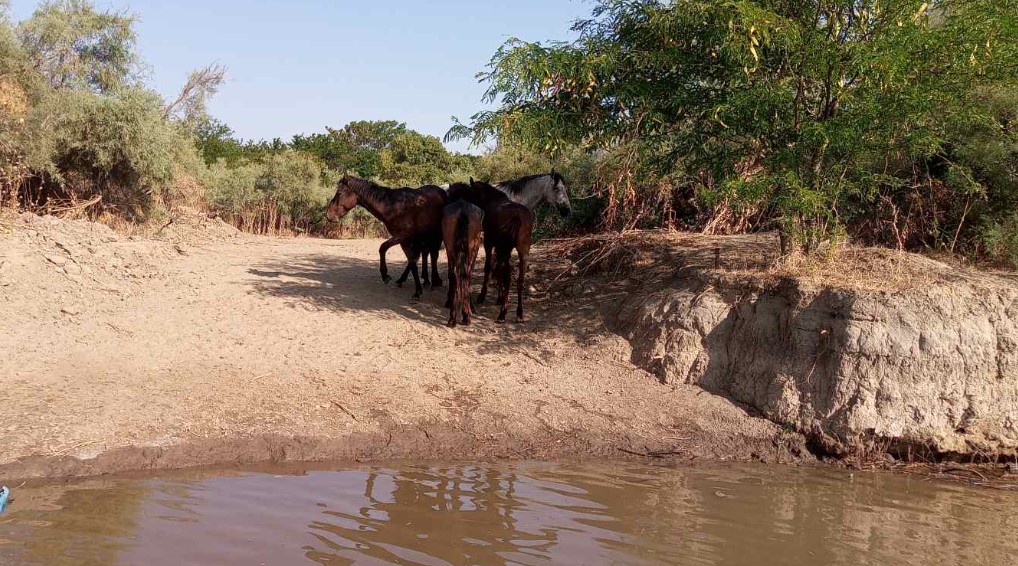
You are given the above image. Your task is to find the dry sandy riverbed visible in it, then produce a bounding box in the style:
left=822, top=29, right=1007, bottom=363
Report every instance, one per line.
left=0, top=214, right=807, bottom=478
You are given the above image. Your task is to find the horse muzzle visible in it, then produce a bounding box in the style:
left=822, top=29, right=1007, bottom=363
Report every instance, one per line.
left=558, top=205, right=572, bottom=218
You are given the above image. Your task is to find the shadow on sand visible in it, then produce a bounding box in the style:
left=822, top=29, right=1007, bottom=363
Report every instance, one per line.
left=245, top=250, right=610, bottom=358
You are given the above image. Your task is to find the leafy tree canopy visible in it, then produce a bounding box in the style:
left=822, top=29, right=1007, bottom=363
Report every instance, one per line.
left=453, top=0, right=1018, bottom=250
left=17, top=0, right=139, bottom=93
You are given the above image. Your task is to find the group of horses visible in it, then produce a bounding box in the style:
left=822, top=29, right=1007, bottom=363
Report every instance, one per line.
left=326, top=172, right=572, bottom=327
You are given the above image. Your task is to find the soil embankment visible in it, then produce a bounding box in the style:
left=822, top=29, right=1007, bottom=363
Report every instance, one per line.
left=558, top=232, right=1018, bottom=460
left=0, top=213, right=806, bottom=479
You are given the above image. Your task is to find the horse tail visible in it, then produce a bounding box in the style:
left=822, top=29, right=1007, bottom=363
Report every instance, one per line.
left=456, top=209, right=470, bottom=283
left=453, top=210, right=471, bottom=313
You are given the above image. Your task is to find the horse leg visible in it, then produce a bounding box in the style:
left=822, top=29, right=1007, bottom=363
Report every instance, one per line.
left=477, top=244, right=494, bottom=304
left=420, top=249, right=431, bottom=288
left=408, top=246, right=424, bottom=302
left=501, top=259, right=512, bottom=322
left=495, top=253, right=511, bottom=323
left=446, top=267, right=457, bottom=327
left=378, top=237, right=401, bottom=284
left=461, top=271, right=473, bottom=325
left=515, top=246, right=529, bottom=323
left=445, top=261, right=454, bottom=310
left=395, top=260, right=412, bottom=287
left=430, top=245, right=443, bottom=289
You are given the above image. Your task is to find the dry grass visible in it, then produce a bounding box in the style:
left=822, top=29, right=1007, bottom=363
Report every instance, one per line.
left=0, top=78, right=28, bottom=117
left=538, top=229, right=1017, bottom=294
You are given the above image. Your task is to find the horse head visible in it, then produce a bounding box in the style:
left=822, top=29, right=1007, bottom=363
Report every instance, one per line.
left=548, top=169, right=572, bottom=217
left=326, top=175, right=359, bottom=221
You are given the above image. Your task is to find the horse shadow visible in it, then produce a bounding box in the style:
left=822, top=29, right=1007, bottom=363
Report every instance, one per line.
left=245, top=249, right=606, bottom=353
left=247, top=252, right=448, bottom=323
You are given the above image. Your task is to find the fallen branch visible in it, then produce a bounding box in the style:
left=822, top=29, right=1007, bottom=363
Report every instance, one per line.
left=156, top=217, right=175, bottom=234
left=331, top=400, right=359, bottom=422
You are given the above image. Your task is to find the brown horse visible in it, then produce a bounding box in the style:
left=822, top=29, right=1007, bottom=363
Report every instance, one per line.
left=448, top=180, right=534, bottom=323
left=393, top=184, right=446, bottom=289
left=441, top=200, right=484, bottom=327
left=326, top=175, right=444, bottom=301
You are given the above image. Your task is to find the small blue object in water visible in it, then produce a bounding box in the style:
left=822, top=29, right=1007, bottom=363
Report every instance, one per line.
left=0, top=486, right=9, bottom=512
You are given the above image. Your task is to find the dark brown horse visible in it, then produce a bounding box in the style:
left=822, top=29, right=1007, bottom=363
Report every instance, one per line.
left=393, top=184, right=446, bottom=289
left=447, top=180, right=534, bottom=323
left=326, top=175, right=444, bottom=301
left=441, top=200, right=484, bottom=327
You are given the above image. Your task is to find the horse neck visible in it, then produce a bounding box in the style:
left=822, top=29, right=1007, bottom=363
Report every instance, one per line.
left=474, top=185, right=510, bottom=209
left=350, top=180, right=393, bottom=223
left=499, top=175, right=550, bottom=211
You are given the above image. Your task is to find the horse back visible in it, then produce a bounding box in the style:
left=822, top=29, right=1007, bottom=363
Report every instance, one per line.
left=487, top=201, right=533, bottom=248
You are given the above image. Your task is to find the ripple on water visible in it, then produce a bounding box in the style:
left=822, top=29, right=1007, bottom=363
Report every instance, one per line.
left=1, top=462, right=1017, bottom=566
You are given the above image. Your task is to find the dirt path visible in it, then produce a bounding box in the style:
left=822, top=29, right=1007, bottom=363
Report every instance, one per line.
left=1, top=216, right=806, bottom=478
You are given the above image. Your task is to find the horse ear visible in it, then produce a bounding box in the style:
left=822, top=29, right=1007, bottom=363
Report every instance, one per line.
left=469, top=177, right=475, bottom=184
left=550, top=168, right=557, bottom=176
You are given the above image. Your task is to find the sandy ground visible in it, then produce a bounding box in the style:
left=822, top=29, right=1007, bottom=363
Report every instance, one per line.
left=0, top=214, right=807, bottom=479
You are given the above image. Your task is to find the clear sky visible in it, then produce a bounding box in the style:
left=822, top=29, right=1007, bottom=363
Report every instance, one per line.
left=10, top=0, right=588, bottom=153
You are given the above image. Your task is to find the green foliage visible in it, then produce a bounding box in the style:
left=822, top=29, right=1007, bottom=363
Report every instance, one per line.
left=205, top=120, right=478, bottom=234
left=473, top=146, right=551, bottom=182
left=291, top=120, right=477, bottom=187
left=290, top=120, right=408, bottom=177
left=18, top=87, right=199, bottom=216
left=194, top=117, right=245, bottom=166
left=455, top=0, right=1018, bottom=255
left=377, top=131, right=452, bottom=186
left=475, top=144, right=602, bottom=237
left=0, top=0, right=207, bottom=218
left=204, top=150, right=334, bottom=234
left=17, top=0, right=138, bottom=93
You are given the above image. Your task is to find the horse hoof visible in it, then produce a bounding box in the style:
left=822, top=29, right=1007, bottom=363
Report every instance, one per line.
left=446, top=319, right=457, bottom=328
left=462, top=317, right=471, bottom=326
left=495, top=316, right=506, bottom=324
left=396, top=280, right=405, bottom=288
left=381, top=275, right=392, bottom=285
left=515, top=316, right=525, bottom=323
left=411, top=295, right=421, bottom=303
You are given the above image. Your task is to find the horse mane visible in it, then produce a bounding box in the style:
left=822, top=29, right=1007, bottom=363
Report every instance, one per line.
left=498, top=173, right=551, bottom=195
left=469, top=180, right=513, bottom=207
left=344, top=176, right=427, bottom=204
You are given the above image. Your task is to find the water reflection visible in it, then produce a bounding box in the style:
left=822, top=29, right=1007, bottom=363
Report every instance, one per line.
left=1, top=463, right=1016, bottom=565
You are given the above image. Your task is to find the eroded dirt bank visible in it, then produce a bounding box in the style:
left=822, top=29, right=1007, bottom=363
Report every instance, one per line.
left=562, top=232, right=1018, bottom=460
left=0, top=214, right=807, bottom=479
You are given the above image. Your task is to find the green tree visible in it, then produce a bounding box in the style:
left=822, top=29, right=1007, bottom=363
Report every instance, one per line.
left=17, top=0, right=139, bottom=93
left=377, top=131, right=451, bottom=186
left=193, top=117, right=245, bottom=166
left=454, top=0, right=1018, bottom=253
left=292, top=120, right=410, bottom=177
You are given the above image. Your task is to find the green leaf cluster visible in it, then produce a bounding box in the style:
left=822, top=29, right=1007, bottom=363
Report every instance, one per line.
left=455, top=0, right=1018, bottom=258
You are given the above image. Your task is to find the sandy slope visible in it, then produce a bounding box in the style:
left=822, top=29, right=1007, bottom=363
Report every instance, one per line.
left=0, top=214, right=806, bottom=478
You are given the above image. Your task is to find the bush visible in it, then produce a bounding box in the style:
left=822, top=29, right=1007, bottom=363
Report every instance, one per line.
left=19, top=87, right=201, bottom=217
left=981, top=215, right=1018, bottom=269
left=205, top=150, right=348, bottom=235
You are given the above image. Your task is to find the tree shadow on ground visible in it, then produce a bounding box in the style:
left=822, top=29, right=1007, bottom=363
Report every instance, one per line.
left=245, top=251, right=611, bottom=359
left=247, top=252, right=445, bottom=323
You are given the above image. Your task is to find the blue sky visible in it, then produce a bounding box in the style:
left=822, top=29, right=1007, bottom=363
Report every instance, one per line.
left=10, top=1, right=588, bottom=153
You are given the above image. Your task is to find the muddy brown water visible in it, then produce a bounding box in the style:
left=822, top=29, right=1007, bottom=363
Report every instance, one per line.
left=1, top=462, right=1016, bottom=566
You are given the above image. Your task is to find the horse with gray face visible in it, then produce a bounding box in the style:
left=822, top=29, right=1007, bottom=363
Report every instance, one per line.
left=469, top=171, right=571, bottom=304
left=494, top=170, right=572, bottom=217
